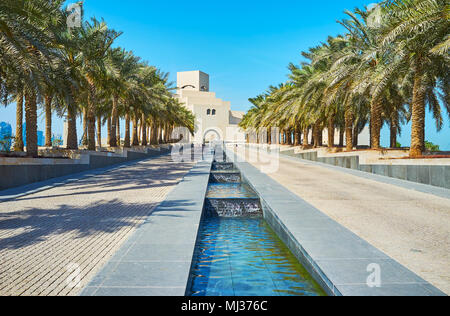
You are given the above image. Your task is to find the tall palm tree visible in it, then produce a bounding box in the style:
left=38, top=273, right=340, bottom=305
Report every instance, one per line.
left=243, top=2, right=448, bottom=156
left=1, top=0, right=65, bottom=157
left=107, top=48, right=140, bottom=147
left=380, top=0, right=449, bottom=157
left=77, top=18, right=121, bottom=151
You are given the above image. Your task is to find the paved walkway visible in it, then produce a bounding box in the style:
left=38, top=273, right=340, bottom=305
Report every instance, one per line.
left=236, top=147, right=450, bottom=295
left=0, top=156, right=193, bottom=296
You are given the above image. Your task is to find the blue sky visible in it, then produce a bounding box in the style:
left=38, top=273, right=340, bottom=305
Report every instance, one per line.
left=0, top=0, right=448, bottom=149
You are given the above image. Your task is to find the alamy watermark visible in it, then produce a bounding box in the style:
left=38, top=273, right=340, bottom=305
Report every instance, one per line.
left=67, top=3, right=82, bottom=29
left=66, top=262, right=81, bottom=288
left=170, top=126, right=280, bottom=174
left=367, top=263, right=382, bottom=288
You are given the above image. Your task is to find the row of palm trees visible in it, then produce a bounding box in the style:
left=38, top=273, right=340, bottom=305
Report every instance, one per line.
left=0, top=0, right=194, bottom=157
left=240, top=0, right=449, bottom=157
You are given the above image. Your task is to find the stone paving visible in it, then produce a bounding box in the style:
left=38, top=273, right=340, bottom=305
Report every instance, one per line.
left=0, top=156, right=193, bottom=296
left=237, top=147, right=450, bottom=295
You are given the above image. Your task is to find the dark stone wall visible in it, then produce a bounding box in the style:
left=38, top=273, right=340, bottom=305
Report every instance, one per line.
left=0, top=164, right=90, bottom=190
left=281, top=149, right=450, bottom=190
left=0, top=147, right=172, bottom=191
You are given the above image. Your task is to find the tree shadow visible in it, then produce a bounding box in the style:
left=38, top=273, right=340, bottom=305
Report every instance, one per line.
left=10, top=161, right=194, bottom=202
left=0, top=198, right=196, bottom=250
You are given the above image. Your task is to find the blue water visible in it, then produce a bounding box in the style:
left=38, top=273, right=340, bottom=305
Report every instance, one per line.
left=189, top=218, right=326, bottom=296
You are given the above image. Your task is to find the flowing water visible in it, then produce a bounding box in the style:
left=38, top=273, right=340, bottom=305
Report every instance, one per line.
left=189, top=217, right=326, bottom=296
left=188, top=155, right=326, bottom=296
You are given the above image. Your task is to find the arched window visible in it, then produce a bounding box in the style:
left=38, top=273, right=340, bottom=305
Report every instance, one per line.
left=207, top=109, right=211, bottom=115
left=212, top=109, right=216, bottom=116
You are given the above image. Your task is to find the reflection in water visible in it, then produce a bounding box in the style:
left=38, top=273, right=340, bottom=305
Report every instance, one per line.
left=189, top=218, right=326, bottom=296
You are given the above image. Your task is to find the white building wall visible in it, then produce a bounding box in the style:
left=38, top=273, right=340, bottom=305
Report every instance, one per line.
left=175, top=71, right=246, bottom=144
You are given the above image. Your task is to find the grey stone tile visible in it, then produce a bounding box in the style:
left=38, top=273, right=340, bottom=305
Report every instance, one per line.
left=80, top=286, right=100, bottom=296
left=417, top=165, right=431, bottom=185
left=300, top=237, right=389, bottom=260
left=337, top=283, right=446, bottom=296
left=92, top=286, right=186, bottom=296
left=287, top=227, right=358, bottom=243
left=84, top=261, right=121, bottom=287
left=135, top=224, right=199, bottom=245
left=118, top=243, right=194, bottom=262
left=391, top=165, right=407, bottom=180
left=406, top=165, right=418, bottom=182
left=276, top=215, right=338, bottom=230
left=263, top=200, right=322, bottom=215
left=350, top=156, right=359, bottom=170
left=372, top=165, right=388, bottom=176
left=359, top=164, right=372, bottom=173
left=101, top=261, right=191, bottom=287
left=430, top=166, right=446, bottom=188
left=446, top=166, right=450, bottom=189
left=316, top=259, right=426, bottom=286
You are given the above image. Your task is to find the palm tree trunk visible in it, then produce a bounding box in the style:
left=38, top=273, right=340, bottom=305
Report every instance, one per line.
left=66, top=106, right=78, bottom=150
left=319, top=128, right=323, bottom=145
left=96, top=115, right=102, bottom=147
left=45, top=95, right=52, bottom=147
left=87, top=83, right=96, bottom=151
left=110, top=95, right=118, bottom=147
left=370, top=96, right=383, bottom=150
left=353, top=125, right=359, bottom=148
left=164, top=123, right=170, bottom=143
left=14, top=93, right=24, bottom=152
left=82, top=107, right=88, bottom=146
left=150, top=120, right=157, bottom=145
left=328, top=116, right=335, bottom=148
left=87, top=111, right=96, bottom=150
left=141, top=114, right=147, bottom=146
left=302, top=128, right=309, bottom=146
left=132, top=111, right=139, bottom=146
left=339, top=128, right=344, bottom=147
left=294, top=125, right=300, bottom=146
left=124, top=113, right=131, bottom=148
left=390, top=110, right=399, bottom=148
left=313, top=124, right=320, bottom=148
left=345, top=107, right=353, bottom=151
left=116, top=116, right=121, bottom=146
left=25, top=91, right=38, bottom=157
left=107, top=117, right=111, bottom=145
left=390, top=122, right=397, bottom=148
left=410, top=70, right=426, bottom=157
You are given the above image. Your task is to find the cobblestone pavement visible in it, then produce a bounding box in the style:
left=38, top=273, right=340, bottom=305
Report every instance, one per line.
left=0, top=156, right=194, bottom=296
left=238, top=147, right=450, bottom=295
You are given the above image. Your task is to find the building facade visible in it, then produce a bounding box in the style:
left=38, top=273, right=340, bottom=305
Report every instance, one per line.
left=175, top=71, right=246, bottom=144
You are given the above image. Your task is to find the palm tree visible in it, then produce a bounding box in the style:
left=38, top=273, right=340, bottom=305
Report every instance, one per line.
left=2, top=1, right=195, bottom=157
left=77, top=18, right=121, bottom=151
left=107, top=48, right=141, bottom=147
left=1, top=0, right=64, bottom=156
left=244, top=2, right=448, bottom=156
left=380, top=0, right=449, bottom=157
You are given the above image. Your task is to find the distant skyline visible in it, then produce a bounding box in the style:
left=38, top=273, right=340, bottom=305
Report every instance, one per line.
left=0, top=0, right=448, bottom=149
